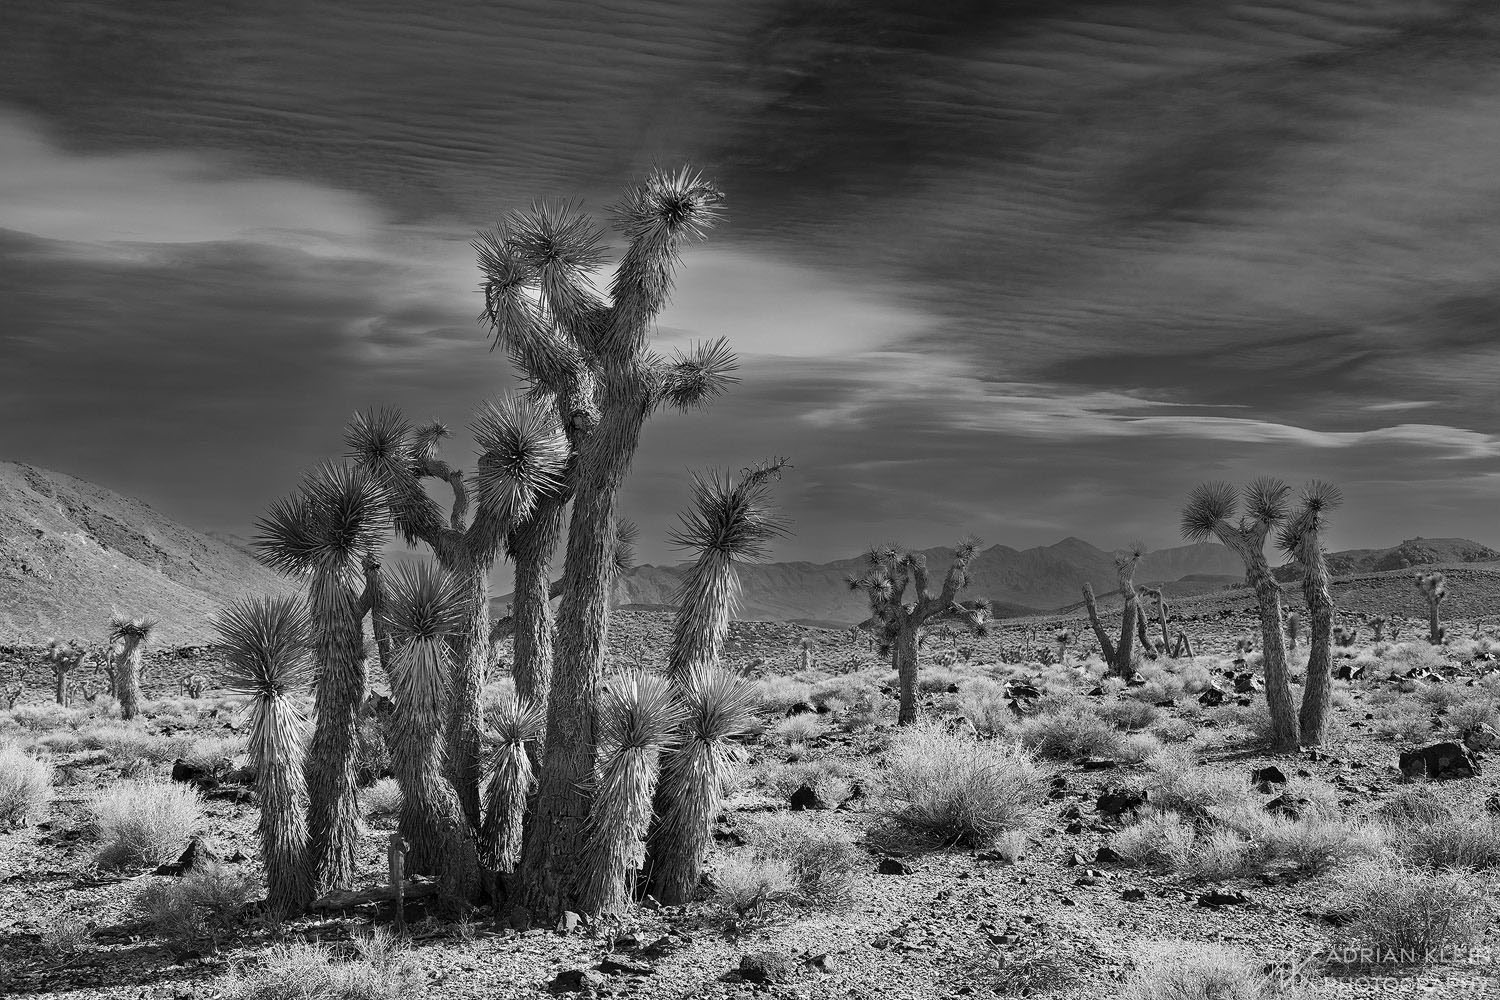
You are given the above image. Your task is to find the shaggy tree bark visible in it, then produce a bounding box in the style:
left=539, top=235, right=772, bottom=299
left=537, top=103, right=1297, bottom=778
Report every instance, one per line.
left=1279, top=482, right=1343, bottom=747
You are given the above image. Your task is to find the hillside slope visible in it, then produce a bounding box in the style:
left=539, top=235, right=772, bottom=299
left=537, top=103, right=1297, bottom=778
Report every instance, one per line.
left=0, top=462, right=292, bottom=645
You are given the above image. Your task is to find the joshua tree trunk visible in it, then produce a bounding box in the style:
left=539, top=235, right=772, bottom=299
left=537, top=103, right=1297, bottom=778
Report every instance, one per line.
left=1134, top=597, right=1151, bottom=652
left=1242, top=552, right=1298, bottom=750
left=303, top=575, right=368, bottom=896
left=258, top=692, right=313, bottom=915
left=446, top=557, right=491, bottom=832
left=894, top=624, right=922, bottom=726
left=54, top=669, right=69, bottom=707
left=520, top=376, right=650, bottom=916
left=1081, top=582, right=1117, bottom=665
left=1428, top=602, right=1441, bottom=643
left=1298, top=545, right=1335, bottom=745
left=507, top=503, right=567, bottom=709
left=116, top=644, right=144, bottom=721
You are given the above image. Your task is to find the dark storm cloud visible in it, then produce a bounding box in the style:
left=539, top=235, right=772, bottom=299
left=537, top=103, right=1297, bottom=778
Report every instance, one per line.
left=1, top=0, right=1497, bottom=565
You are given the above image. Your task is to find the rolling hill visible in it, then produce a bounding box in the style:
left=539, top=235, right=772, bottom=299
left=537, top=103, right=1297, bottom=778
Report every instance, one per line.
left=0, top=462, right=292, bottom=645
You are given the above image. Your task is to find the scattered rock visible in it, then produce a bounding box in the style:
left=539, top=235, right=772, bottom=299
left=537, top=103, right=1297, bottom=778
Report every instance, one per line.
left=1079, top=757, right=1120, bottom=771
left=1120, top=887, right=1147, bottom=902
left=1463, top=724, right=1500, bottom=753
left=738, top=951, right=797, bottom=984
left=1004, top=682, right=1041, bottom=700
left=169, top=759, right=218, bottom=791
left=789, top=784, right=832, bottom=811
left=549, top=968, right=606, bottom=993
left=1398, top=742, right=1480, bottom=781
left=1265, top=794, right=1312, bottom=821
left=556, top=910, right=582, bottom=935
left=876, top=857, right=913, bottom=876
left=1124, top=673, right=1147, bottom=688
left=1096, top=788, right=1150, bottom=818
left=806, top=953, right=839, bottom=974
left=784, top=701, right=816, bottom=717
left=1197, top=889, right=1252, bottom=908
left=1198, top=686, right=1227, bottom=707
left=1232, top=673, right=1261, bottom=694
left=597, top=955, right=653, bottom=976
left=1093, top=846, right=1122, bottom=864
left=1250, top=765, right=1287, bottom=792
left=153, top=837, right=220, bottom=877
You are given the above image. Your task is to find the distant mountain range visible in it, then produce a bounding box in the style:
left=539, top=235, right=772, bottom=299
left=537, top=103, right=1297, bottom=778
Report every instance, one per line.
left=612, top=535, right=1500, bottom=625
left=0, top=462, right=291, bottom=645
left=3, top=461, right=1495, bottom=643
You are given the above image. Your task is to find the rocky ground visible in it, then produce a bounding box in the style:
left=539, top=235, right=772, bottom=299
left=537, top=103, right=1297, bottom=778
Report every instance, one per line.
left=1, top=610, right=1499, bottom=999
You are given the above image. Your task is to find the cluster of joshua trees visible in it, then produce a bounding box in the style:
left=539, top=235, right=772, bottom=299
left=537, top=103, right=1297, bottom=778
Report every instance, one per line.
left=214, top=168, right=785, bottom=921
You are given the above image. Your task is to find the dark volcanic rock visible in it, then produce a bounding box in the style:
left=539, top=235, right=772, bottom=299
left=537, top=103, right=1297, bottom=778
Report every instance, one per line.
left=1399, top=742, right=1480, bottom=781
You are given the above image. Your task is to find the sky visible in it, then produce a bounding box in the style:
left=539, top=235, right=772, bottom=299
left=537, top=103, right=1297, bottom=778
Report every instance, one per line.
left=1, top=0, right=1497, bottom=566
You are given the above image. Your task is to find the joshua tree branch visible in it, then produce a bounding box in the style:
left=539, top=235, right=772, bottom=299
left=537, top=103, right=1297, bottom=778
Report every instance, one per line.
left=1081, top=582, right=1117, bottom=664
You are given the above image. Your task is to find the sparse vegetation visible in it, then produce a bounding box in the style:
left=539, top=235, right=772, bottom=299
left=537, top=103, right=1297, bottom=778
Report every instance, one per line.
left=880, top=723, right=1046, bottom=847
left=0, top=741, right=54, bottom=828
left=88, top=780, right=203, bottom=869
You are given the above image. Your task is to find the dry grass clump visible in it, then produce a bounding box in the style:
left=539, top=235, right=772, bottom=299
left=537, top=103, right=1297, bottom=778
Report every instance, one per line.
left=134, top=864, right=256, bottom=944
left=1334, top=858, right=1486, bottom=968
left=38, top=912, right=92, bottom=957
left=1390, top=813, right=1500, bottom=870
left=1144, top=750, right=1255, bottom=821
left=1376, top=642, right=1446, bottom=676
left=770, top=713, right=824, bottom=745
left=1119, top=940, right=1290, bottom=1000
left=753, top=676, right=814, bottom=715
left=0, top=741, right=54, bottom=828
left=1370, top=701, right=1433, bottom=745
left=361, top=777, right=402, bottom=822
left=711, top=852, right=797, bottom=918
left=1097, top=698, right=1158, bottom=732
left=1446, top=697, right=1498, bottom=733
left=755, top=758, right=862, bottom=807
left=88, top=780, right=203, bottom=868
left=1016, top=704, right=1134, bottom=761
left=81, top=724, right=195, bottom=768
left=880, top=724, right=1047, bottom=848
left=1111, top=810, right=1198, bottom=872
left=1373, top=787, right=1451, bottom=826
left=740, top=813, right=862, bottom=910
left=217, top=929, right=423, bottom=1000
left=955, top=678, right=1016, bottom=737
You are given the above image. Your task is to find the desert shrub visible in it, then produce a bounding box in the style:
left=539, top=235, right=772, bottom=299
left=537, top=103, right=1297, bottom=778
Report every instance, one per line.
left=83, top=724, right=193, bottom=767
left=1097, top=699, right=1158, bottom=731
left=955, top=678, right=1014, bottom=737
left=753, top=677, right=814, bottom=715
left=89, top=780, right=202, bottom=868
left=39, top=732, right=82, bottom=754
left=134, top=864, right=256, bottom=944
left=217, top=929, right=423, bottom=1000
left=1112, top=810, right=1197, bottom=872
left=1446, top=698, right=1498, bottom=733
left=1259, top=815, right=1387, bottom=878
left=1415, top=682, right=1468, bottom=714
left=915, top=665, right=969, bottom=695
left=1016, top=706, right=1131, bottom=761
left=1372, top=701, right=1432, bottom=744
left=770, top=713, right=824, bottom=745
left=1378, top=642, right=1445, bottom=677
left=711, top=852, right=796, bottom=918
left=1373, top=787, right=1452, bottom=827
left=756, top=759, right=861, bottom=807
left=1335, top=859, right=1485, bottom=967
left=1150, top=717, right=1197, bottom=744
left=881, top=724, right=1047, bottom=848
left=0, top=742, right=54, bottom=828
left=353, top=713, right=391, bottom=787
left=1185, top=829, right=1253, bottom=882
left=1119, top=940, right=1286, bottom=1000
left=39, top=912, right=91, bottom=956
left=362, top=777, right=402, bottom=821
left=1392, top=816, right=1500, bottom=870
left=741, top=814, right=861, bottom=910
left=1144, top=750, right=1254, bottom=821
left=179, top=735, right=247, bottom=778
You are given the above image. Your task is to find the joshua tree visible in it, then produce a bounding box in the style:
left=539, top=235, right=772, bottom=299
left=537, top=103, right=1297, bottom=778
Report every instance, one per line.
left=481, top=695, right=544, bottom=879
left=664, top=461, right=789, bottom=682
left=213, top=595, right=315, bottom=916
left=1285, top=610, right=1301, bottom=649
left=378, top=561, right=480, bottom=895
left=44, top=639, right=85, bottom=706
left=1181, top=479, right=1298, bottom=751
left=109, top=615, right=157, bottom=721
left=577, top=671, right=682, bottom=915
left=645, top=665, right=757, bottom=905
left=1369, top=616, right=1388, bottom=642
left=1080, top=546, right=1145, bottom=677
left=1415, top=572, right=1447, bottom=644
left=1277, top=482, right=1342, bottom=747
left=798, top=636, right=815, bottom=673
left=643, top=460, right=785, bottom=904
left=1138, top=587, right=1175, bottom=655
left=253, top=463, right=392, bottom=895
left=849, top=540, right=990, bottom=725
left=345, top=400, right=569, bottom=832
left=473, top=170, right=738, bottom=918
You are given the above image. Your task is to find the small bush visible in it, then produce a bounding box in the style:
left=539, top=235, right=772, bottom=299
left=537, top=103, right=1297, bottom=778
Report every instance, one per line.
left=770, top=713, right=824, bottom=745
left=1098, top=699, right=1158, bottom=732
left=956, top=678, right=1015, bottom=737
left=1335, top=859, right=1485, bottom=967
left=134, top=864, right=256, bottom=944
left=83, top=724, right=193, bottom=767
left=1447, top=698, right=1497, bottom=733
left=1150, top=717, right=1197, bottom=744
left=881, top=724, right=1047, bottom=848
left=1393, top=816, right=1500, bottom=870
left=1111, top=810, right=1197, bottom=872
left=362, top=777, right=402, bottom=821
left=741, top=814, right=861, bottom=910
left=353, top=713, right=391, bottom=787
left=1260, top=815, right=1387, bottom=878
left=89, top=780, right=203, bottom=869
left=1373, top=787, right=1452, bottom=827
left=39, top=732, right=82, bottom=754
left=711, top=852, right=796, bottom=918
left=1119, top=940, right=1285, bottom=1000
left=756, top=759, right=861, bottom=807
left=754, top=677, right=814, bottom=715
left=39, top=913, right=91, bottom=956
left=0, top=742, right=54, bottom=828
left=1186, top=829, right=1253, bottom=882
left=1145, top=750, right=1254, bottom=821
left=1016, top=706, right=1131, bottom=761
left=218, top=929, right=423, bottom=1000
left=179, top=735, right=247, bottom=777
